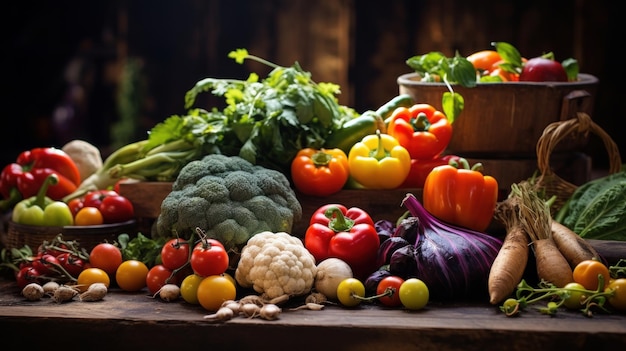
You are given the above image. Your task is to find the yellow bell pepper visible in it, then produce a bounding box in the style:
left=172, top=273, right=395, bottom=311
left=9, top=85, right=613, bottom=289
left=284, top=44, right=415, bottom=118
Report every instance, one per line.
left=348, top=130, right=411, bottom=189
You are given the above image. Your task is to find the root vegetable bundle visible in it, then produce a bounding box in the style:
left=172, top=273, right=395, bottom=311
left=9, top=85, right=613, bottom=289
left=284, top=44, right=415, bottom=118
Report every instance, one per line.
left=488, top=181, right=602, bottom=305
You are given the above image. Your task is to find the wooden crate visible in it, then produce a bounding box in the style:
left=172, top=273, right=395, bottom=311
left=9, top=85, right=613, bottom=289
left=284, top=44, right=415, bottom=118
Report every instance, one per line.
left=118, top=182, right=421, bottom=238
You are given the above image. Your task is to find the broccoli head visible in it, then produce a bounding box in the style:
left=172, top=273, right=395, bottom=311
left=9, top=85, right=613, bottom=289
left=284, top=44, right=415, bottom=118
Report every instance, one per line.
left=154, top=154, right=302, bottom=252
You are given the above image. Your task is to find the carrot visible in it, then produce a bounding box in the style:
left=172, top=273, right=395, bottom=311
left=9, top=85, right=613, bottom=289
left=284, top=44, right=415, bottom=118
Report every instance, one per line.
left=516, top=182, right=573, bottom=288
left=551, top=220, right=601, bottom=269
left=488, top=198, right=530, bottom=305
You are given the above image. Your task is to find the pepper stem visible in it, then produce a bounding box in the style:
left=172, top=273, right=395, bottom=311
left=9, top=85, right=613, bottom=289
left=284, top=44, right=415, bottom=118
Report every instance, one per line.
left=324, top=206, right=354, bottom=232
left=312, top=150, right=332, bottom=167
left=410, top=112, right=431, bottom=131
left=34, top=174, right=58, bottom=208
left=370, top=129, right=390, bottom=161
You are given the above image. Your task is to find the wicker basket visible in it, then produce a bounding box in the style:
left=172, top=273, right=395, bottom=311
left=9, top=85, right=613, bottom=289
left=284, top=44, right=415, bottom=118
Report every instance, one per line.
left=7, top=220, right=137, bottom=252
left=533, top=112, right=622, bottom=214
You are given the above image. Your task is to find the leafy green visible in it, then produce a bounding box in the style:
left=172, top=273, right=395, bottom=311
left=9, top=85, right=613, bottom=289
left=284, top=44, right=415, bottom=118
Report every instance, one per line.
left=63, top=49, right=357, bottom=199
left=555, top=170, right=626, bottom=240
left=182, top=48, right=356, bottom=174
left=405, top=51, right=475, bottom=123
left=118, top=233, right=166, bottom=267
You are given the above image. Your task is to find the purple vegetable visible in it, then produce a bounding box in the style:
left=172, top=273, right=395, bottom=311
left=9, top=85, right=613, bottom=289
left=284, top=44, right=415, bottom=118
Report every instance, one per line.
left=389, top=193, right=502, bottom=300
left=364, top=267, right=392, bottom=295
left=376, top=236, right=411, bottom=267
left=375, top=219, right=395, bottom=243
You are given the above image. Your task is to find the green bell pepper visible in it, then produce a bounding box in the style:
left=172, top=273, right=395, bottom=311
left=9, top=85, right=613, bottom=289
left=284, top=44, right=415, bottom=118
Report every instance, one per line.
left=12, top=174, right=74, bottom=226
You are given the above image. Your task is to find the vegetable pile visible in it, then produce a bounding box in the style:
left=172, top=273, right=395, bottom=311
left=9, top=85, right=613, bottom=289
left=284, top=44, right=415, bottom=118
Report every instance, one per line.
left=368, top=193, right=503, bottom=300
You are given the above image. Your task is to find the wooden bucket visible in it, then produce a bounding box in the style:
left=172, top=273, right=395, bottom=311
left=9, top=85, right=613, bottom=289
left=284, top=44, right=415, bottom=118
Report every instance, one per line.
left=397, top=73, right=599, bottom=157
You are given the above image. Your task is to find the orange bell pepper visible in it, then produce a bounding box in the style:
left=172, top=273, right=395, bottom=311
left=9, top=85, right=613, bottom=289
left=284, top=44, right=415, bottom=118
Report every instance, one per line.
left=422, top=158, right=498, bottom=232
left=291, top=148, right=349, bottom=197
left=386, top=104, right=452, bottom=160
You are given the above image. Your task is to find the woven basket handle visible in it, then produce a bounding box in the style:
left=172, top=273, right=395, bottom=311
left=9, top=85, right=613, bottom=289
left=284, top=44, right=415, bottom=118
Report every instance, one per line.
left=536, top=112, right=622, bottom=179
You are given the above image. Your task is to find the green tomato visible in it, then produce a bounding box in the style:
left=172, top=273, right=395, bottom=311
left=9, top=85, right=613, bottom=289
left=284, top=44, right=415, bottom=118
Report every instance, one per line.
left=562, top=282, right=587, bottom=310
left=336, top=278, right=365, bottom=307
left=44, top=202, right=74, bottom=226
left=399, top=278, right=429, bottom=310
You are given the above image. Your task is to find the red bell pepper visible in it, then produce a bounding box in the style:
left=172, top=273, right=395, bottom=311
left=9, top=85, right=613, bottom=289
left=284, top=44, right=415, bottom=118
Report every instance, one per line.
left=386, top=103, right=453, bottom=160
left=400, top=154, right=461, bottom=188
left=304, top=204, right=380, bottom=280
left=0, top=147, right=81, bottom=209
left=423, top=158, right=498, bottom=232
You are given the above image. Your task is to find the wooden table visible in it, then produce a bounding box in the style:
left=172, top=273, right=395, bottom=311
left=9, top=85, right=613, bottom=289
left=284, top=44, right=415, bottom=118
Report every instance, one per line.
left=2, top=239, right=626, bottom=351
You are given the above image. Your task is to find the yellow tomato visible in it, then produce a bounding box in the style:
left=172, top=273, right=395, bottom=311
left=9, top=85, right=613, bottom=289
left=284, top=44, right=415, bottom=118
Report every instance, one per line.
left=77, top=267, right=110, bottom=292
left=74, top=206, right=104, bottom=226
left=180, top=274, right=203, bottom=304
left=196, top=275, right=236, bottom=312
left=115, top=260, right=149, bottom=292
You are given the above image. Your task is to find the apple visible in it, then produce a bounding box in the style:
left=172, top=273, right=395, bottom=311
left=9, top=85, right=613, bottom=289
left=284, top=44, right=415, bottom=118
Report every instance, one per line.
left=519, top=57, right=568, bottom=82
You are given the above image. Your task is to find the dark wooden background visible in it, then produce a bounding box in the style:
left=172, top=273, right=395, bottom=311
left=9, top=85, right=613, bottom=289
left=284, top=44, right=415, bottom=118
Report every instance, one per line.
left=3, top=0, right=622, bottom=170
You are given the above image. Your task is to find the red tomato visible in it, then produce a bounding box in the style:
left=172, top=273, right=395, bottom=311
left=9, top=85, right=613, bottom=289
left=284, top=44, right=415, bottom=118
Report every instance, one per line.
left=161, top=238, right=191, bottom=271
left=376, top=275, right=405, bottom=307
left=56, top=252, right=86, bottom=278
left=81, top=190, right=134, bottom=224
left=67, top=198, right=84, bottom=216
left=99, top=195, right=134, bottom=223
left=31, top=254, right=60, bottom=276
left=146, top=264, right=177, bottom=295
left=82, top=190, right=118, bottom=208
left=89, top=243, right=123, bottom=276
left=190, top=239, right=229, bottom=277
left=16, top=266, right=41, bottom=289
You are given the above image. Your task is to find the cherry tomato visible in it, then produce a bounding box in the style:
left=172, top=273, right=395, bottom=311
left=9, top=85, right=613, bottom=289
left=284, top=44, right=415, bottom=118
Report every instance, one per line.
left=190, top=239, right=229, bottom=277
left=77, top=267, right=110, bottom=292
left=160, top=238, right=191, bottom=271
left=116, top=260, right=149, bottom=292
left=180, top=274, right=204, bottom=305
left=15, top=266, right=41, bottom=290
left=336, top=278, right=365, bottom=307
left=376, top=275, right=404, bottom=307
left=82, top=190, right=118, bottom=208
left=573, top=259, right=610, bottom=290
left=606, top=278, right=626, bottom=312
left=74, top=206, right=104, bottom=226
left=196, top=275, right=237, bottom=312
left=562, top=282, right=587, bottom=310
left=399, top=278, right=429, bottom=310
left=56, top=252, right=85, bottom=278
left=100, top=194, right=135, bottom=223
left=67, top=198, right=84, bottom=216
left=89, top=243, right=123, bottom=276
left=38, top=243, right=68, bottom=257
left=81, top=190, right=135, bottom=224
left=31, top=253, right=60, bottom=276
left=146, top=264, right=176, bottom=295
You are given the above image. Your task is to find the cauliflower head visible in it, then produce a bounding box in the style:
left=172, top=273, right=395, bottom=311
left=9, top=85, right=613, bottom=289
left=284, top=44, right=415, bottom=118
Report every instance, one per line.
left=235, top=231, right=317, bottom=299
left=154, top=155, right=302, bottom=252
